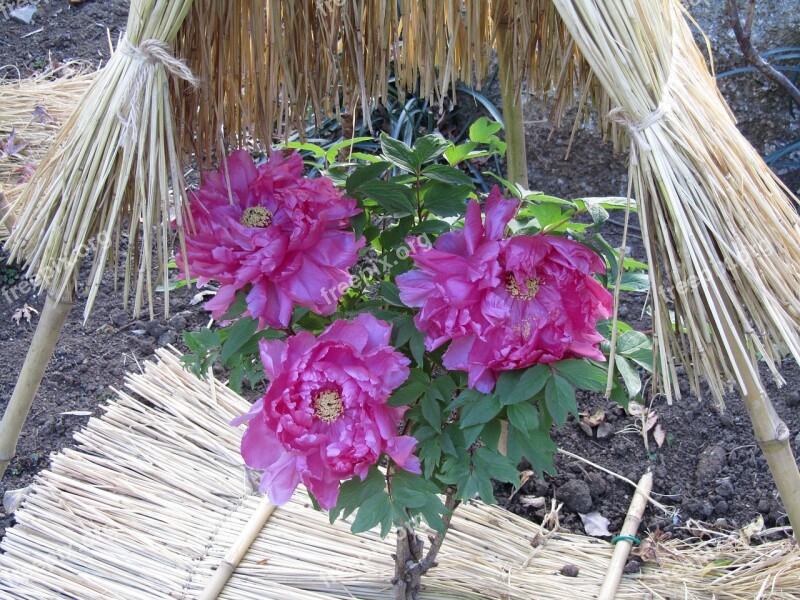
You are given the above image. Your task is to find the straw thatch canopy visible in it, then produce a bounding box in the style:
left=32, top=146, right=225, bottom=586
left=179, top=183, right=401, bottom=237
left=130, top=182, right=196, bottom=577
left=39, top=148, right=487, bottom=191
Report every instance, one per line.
left=1, top=347, right=798, bottom=599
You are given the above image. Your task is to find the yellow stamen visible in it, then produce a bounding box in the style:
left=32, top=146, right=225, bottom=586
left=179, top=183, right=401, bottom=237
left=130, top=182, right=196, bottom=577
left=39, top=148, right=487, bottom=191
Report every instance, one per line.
left=240, top=206, right=272, bottom=228
left=505, top=273, right=539, bottom=300
left=313, top=390, right=344, bottom=423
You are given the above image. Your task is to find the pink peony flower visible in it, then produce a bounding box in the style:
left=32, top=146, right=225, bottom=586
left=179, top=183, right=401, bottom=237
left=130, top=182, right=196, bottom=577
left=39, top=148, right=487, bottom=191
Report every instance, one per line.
left=176, top=150, right=365, bottom=329
left=397, top=186, right=612, bottom=392
left=233, top=314, right=420, bottom=509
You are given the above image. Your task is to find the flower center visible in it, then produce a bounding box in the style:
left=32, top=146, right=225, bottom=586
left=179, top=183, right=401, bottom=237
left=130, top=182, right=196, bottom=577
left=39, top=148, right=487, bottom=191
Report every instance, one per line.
left=505, top=273, right=539, bottom=300
left=240, top=206, right=273, bottom=228
left=313, top=389, right=344, bottom=424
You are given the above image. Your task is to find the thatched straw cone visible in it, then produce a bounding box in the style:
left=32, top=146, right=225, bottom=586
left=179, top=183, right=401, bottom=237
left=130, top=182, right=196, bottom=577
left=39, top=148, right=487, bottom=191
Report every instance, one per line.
left=0, top=0, right=198, bottom=479
left=551, top=0, right=800, bottom=530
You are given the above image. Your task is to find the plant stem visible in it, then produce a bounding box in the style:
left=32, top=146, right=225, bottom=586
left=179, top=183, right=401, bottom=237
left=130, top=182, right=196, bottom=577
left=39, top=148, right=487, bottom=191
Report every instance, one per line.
left=0, top=188, right=16, bottom=233
left=727, top=0, right=800, bottom=107
left=392, top=487, right=459, bottom=600
left=497, top=4, right=528, bottom=188
left=0, top=293, right=73, bottom=479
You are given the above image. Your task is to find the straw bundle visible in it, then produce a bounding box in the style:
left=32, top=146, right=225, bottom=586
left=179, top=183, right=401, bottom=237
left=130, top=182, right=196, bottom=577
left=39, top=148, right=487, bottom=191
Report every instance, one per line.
left=552, top=0, right=800, bottom=404
left=3, top=1, right=197, bottom=320
left=0, top=68, right=95, bottom=239
left=173, top=0, right=611, bottom=166
left=1, top=347, right=798, bottom=599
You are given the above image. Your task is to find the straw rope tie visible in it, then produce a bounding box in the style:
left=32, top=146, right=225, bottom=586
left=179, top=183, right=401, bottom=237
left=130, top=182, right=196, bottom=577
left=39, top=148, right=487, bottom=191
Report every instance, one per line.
left=608, top=103, right=669, bottom=166
left=117, top=38, right=199, bottom=145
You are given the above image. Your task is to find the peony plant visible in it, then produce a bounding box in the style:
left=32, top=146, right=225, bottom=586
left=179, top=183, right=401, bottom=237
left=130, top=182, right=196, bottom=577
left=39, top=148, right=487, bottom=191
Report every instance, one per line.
left=177, top=121, right=652, bottom=594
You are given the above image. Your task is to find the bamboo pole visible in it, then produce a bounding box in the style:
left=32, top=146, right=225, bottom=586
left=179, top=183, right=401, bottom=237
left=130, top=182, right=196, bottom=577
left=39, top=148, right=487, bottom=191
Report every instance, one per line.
left=715, top=299, right=800, bottom=530
left=0, top=188, right=16, bottom=234
left=598, top=471, right=652, bottom=600
left=198, top=495, right=276, bottom=600
left=0, top=293, right=73, bottom=479
left=496, top=2, right=529, bottom=188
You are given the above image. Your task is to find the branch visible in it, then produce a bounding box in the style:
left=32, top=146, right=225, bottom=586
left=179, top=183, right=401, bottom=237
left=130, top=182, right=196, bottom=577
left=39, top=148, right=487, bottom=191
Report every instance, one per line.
left=726, top=0, right=800, bottom=107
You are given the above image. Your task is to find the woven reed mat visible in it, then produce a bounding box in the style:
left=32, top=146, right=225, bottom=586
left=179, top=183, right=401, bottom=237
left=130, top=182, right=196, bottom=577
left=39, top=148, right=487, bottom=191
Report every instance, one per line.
left=1, top=348, right=797, bottom=599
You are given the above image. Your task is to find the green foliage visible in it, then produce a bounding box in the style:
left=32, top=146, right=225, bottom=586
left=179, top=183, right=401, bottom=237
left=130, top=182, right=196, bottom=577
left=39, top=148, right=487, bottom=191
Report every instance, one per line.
left=178, top=121, right=655, bottom=540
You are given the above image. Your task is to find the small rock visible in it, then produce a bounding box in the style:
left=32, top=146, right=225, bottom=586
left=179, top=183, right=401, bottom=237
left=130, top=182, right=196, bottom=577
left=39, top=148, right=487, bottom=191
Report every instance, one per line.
left=157, top=331, right=177, bottom=346
left=111, top=313, right=129, bottom=327
left=584, top=472, right=607, bottom=499
left=560, top=564, right=579, bottom=577
left=38, top=417, right=56, bottom=436
left=623, top=558, right=642, bottom=574
left=695, top=445, right=727, bottom=482
left=714, top=500, right=730, bottom=515
left=719, top=412, right=734, bottom=428
left=715, top=480, right=734, bottom=499
left=794, top=431, right=800, bottom=448
left=556, top=479, right=593, bottom=514
left=10, top=4, right=37, bottom=25
left=168, top=314, right=187, bottom=330
left=786, top=390, right=800, bottom=407
left=596, top=422, right=613, bottom=439
left=757, top=499, right=771, bottom=513
left=145, top=321, right=166, bottom=338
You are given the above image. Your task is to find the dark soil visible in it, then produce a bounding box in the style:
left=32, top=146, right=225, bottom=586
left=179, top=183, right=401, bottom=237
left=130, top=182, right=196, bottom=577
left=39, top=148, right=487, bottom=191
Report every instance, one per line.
left=2, top=1, right=800, bottom=553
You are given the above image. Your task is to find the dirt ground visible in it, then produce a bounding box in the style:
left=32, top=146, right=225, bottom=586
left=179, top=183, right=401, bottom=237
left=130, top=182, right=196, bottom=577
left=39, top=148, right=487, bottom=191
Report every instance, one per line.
left=1, top=0, right=799, bottom=553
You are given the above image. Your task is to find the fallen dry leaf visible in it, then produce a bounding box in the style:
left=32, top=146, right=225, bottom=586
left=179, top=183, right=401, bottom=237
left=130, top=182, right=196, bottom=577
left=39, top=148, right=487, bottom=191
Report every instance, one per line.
left=653, top=423, right=666, bottom=448
left=739, top=514, right=764, bottom=545
left=31, top=105, right=56, bottom=125
left=0, top=128, right=29, bottom=159
left=11, top=304, right=39, bottom=326
left=579, top=511, right=612, bottom=537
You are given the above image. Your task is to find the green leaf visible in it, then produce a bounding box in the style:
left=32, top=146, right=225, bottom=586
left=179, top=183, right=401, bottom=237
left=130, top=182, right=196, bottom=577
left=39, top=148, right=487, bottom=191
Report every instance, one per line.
left=507, top=425, right=557, bottom=477
left=459, top=393, right=502, bottom=428
left=346, top=161, right=391, bottom=195
left=496, top=364, right=550, bottom=405
left=387, top=368, right=429, bottom=407
left=444, top=141, right=478, bottom=166
left=421, top=181, right=472, bottom=217
left=421, top=392, right=442, bottom=430
left=551, top=359, right=608, bottom=392
left=220, top=317, right=259, bottom=364
left=422, top=164, right=473, bottom=185
left=578, top=198, right=610, bottom=227
left=380, top=281, right=405, bottom=307
left=281, top=140, right=326, bottom=159
left=474, top=446, right=520, bottom=485
left=410, top=219, right=451, bottom=235
left=412, top=134, right=450, bottom=167
left=379, top=133, right=418, bottom=172
left=409, top=327, right=425, bottom=367
left=544, top=374, right=577, bottom=427
left=616, top=330, right=654, bottom=371
left=351, top=491, right=392, bottom=533
left=620, top=272, right=650, bottom=292
left=506, top=402, right=539, bottom=434
left=616, top=356, right=642, bottom=399
left=359, top=180, right=416, bottom=217
left=469, top=117, right=503, bottom=143
left=325, top=136, right=373, bottom=165
left=330, top=467, right=386, bottom=522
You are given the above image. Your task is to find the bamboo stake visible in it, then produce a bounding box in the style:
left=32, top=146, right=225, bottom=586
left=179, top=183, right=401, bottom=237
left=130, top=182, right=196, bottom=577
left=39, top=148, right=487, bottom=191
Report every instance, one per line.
left=0, top=187, right=16, bottom=234
left=496, top=1, right=529, bottom=188
left=0, top=293, right=72, bottom=478
left=198, top=495, right=277, bottom=600
left=598, top=471, right=652, bottom=600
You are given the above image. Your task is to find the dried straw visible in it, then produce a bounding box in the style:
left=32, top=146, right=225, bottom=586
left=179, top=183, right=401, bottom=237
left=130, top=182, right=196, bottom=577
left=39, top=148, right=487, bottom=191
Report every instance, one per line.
left=3, top=1, right=197, bottom=320
left=173, top=0, right=613, bottom=165
left=551, top=0, right=800, bottom=405
left=0, top=347, right=797, bottom=599
left=0, top=67, right=95, bottom=239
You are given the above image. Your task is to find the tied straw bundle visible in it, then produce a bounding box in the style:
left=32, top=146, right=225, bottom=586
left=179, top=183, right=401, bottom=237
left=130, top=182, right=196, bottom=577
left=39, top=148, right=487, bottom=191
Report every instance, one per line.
left=2, top=347, right=799, bottom=599
left=552, top=0, right=800, bottom=528
left=0, top=67, right=95, bottom=239
left=0, top=0, right=198, bottom=479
